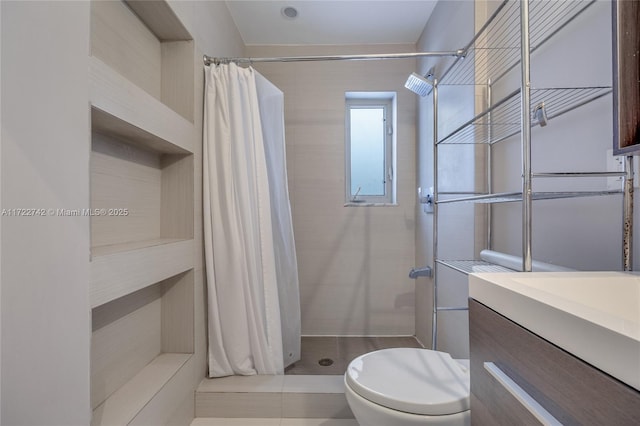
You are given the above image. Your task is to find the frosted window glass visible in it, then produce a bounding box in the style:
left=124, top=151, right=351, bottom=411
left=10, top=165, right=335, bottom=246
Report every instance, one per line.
left=350, top=107, right=385, bottom=196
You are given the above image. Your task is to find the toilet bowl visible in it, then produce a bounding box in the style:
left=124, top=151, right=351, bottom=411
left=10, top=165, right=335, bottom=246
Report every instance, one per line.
left=344, top=348, right=470, bottom=426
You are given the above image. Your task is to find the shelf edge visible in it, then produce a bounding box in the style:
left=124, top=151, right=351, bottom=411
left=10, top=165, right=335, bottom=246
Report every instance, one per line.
left=90, top=239, right=194, bottom=308
left=91, top=353, right=192, bottom=426
left=90, top=56, right=194, bottom=155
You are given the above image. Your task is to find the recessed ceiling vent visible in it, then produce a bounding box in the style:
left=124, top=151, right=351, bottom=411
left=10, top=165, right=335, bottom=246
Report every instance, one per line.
left=282, top=6, right=299, bottom=19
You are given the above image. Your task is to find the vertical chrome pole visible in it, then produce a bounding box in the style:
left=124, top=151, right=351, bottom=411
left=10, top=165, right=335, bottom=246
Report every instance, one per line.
left=521, top=0, right=533, bottom=272
left=487, top=79, right=493, bottom=250
left=432, top=79, right=439, bottom=350
left=623, top=156, right=634, bottom=271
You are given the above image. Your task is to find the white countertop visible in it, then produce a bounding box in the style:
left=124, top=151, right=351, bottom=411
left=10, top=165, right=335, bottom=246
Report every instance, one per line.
left=469, top=271, right=640, bottom=391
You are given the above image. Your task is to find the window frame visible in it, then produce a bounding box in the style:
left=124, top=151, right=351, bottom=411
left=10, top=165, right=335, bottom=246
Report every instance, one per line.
left=344, top=92, right=396, bottom=205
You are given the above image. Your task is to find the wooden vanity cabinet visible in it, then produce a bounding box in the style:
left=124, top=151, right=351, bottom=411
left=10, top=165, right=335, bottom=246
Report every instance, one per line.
left=612, top=0, right=640, bottom=155
left=469, top=299, right=640, bottom=425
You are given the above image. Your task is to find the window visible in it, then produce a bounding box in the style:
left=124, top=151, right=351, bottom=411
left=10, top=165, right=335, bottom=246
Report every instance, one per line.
left=345, top=92, right=396, bottom=204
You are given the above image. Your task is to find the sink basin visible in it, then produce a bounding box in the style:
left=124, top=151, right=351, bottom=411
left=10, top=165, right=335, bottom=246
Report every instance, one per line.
left=469, top=271, right=640, bottom=391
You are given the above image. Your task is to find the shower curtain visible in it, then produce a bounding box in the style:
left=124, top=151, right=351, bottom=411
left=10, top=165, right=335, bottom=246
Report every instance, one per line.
left=203, top=63, right=301, bottom=377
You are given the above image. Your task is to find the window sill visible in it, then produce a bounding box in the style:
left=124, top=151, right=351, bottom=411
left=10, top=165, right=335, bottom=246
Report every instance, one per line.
left=343, top=202, right=398, bottom=207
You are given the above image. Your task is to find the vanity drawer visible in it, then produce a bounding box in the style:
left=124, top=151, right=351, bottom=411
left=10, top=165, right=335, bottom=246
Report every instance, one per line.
left=469, top=299, right=640, bottom=425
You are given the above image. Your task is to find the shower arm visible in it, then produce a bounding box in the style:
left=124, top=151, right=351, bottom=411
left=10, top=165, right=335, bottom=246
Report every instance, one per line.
left=203, top=50, right=466, bottom=66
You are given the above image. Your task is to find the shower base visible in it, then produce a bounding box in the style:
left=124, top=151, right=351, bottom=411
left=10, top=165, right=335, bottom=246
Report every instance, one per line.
left=285, top=336, right=422, bottom=375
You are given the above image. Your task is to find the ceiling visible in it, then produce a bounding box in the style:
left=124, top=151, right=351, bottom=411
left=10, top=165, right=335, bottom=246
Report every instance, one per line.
left=224, top=1, right=438, bottom=46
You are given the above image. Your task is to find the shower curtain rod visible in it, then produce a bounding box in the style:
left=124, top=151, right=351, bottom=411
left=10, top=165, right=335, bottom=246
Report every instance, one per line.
left=203, top=50, right=465, bottom=66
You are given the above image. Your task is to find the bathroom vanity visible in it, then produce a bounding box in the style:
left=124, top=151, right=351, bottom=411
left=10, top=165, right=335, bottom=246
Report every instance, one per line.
left=468, top=272, right=640, bottom=425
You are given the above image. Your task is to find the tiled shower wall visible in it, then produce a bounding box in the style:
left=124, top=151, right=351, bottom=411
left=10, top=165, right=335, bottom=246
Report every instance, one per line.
left=249, top=44, right=417, bottom=336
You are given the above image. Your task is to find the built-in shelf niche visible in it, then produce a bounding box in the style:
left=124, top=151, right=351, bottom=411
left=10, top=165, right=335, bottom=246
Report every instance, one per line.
left=89, top=0, right=196, bottom=263
left=91, top=270, right=194, bottom=426
left=90, top=0, right=194, bottom=122
left=88, top=1, right=196, bottom=424
left=89, top=117, right=194, bottom=306
left=90, top=126, right=194, bottom=253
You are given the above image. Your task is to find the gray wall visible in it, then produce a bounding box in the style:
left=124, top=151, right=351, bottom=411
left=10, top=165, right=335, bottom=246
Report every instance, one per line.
left=1, top=2, right=91, bottom=424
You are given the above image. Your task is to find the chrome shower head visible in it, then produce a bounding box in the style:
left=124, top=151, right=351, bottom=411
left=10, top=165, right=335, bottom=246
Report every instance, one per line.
left=405, top=71, right=434, bottom=97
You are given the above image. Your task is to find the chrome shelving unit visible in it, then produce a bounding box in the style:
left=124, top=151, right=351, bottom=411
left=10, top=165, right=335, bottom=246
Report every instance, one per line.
left=429, top=0, right=632, bottom=350
left=437, top=189, right=622, bottom=205
left=435, top=260, right=514, bottom=275
left=437, top=86, right=612, bottom=146
left=439, top=0, right=598, bottom=86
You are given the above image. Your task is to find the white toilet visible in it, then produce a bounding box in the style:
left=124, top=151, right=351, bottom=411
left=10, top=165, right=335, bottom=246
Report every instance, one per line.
left=344, top=348, right=470, bottom=425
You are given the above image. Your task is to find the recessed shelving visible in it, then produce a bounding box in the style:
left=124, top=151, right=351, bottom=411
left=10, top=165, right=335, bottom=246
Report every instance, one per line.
left=89, top=45, right=195, bottom=278
left=89, top=132, right=193, bottom=233
left=92, top=353, right=191, bottom=426
left=91, top=0, right=194, bottom=122
left=90, top=129, right=194, bottom=256
left=90, top=239, right=193, bottom=308
left=91, top=271, right=195, bottom=425
left=89, top=9, right=195, bottom=263
left=91, top=238, right=188, bottom=258
left=88, top=2, right=196, bottom=424
left=124, top=0, right=191, bottom=41
left=90, top=57, right=195, bottom=154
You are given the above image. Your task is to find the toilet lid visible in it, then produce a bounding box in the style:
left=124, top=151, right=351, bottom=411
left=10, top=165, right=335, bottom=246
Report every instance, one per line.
left=345, top=348, right=470, bottom=416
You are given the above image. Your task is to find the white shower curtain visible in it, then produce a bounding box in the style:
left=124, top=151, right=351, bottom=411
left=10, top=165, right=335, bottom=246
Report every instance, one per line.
left=203, top=63, right=300, bottom=377
left=254, top=72, right=302, bottom=370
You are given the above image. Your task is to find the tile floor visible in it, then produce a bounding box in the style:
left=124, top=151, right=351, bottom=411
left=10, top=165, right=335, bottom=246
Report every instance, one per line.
left=285, top=336, right=422, bottom=375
